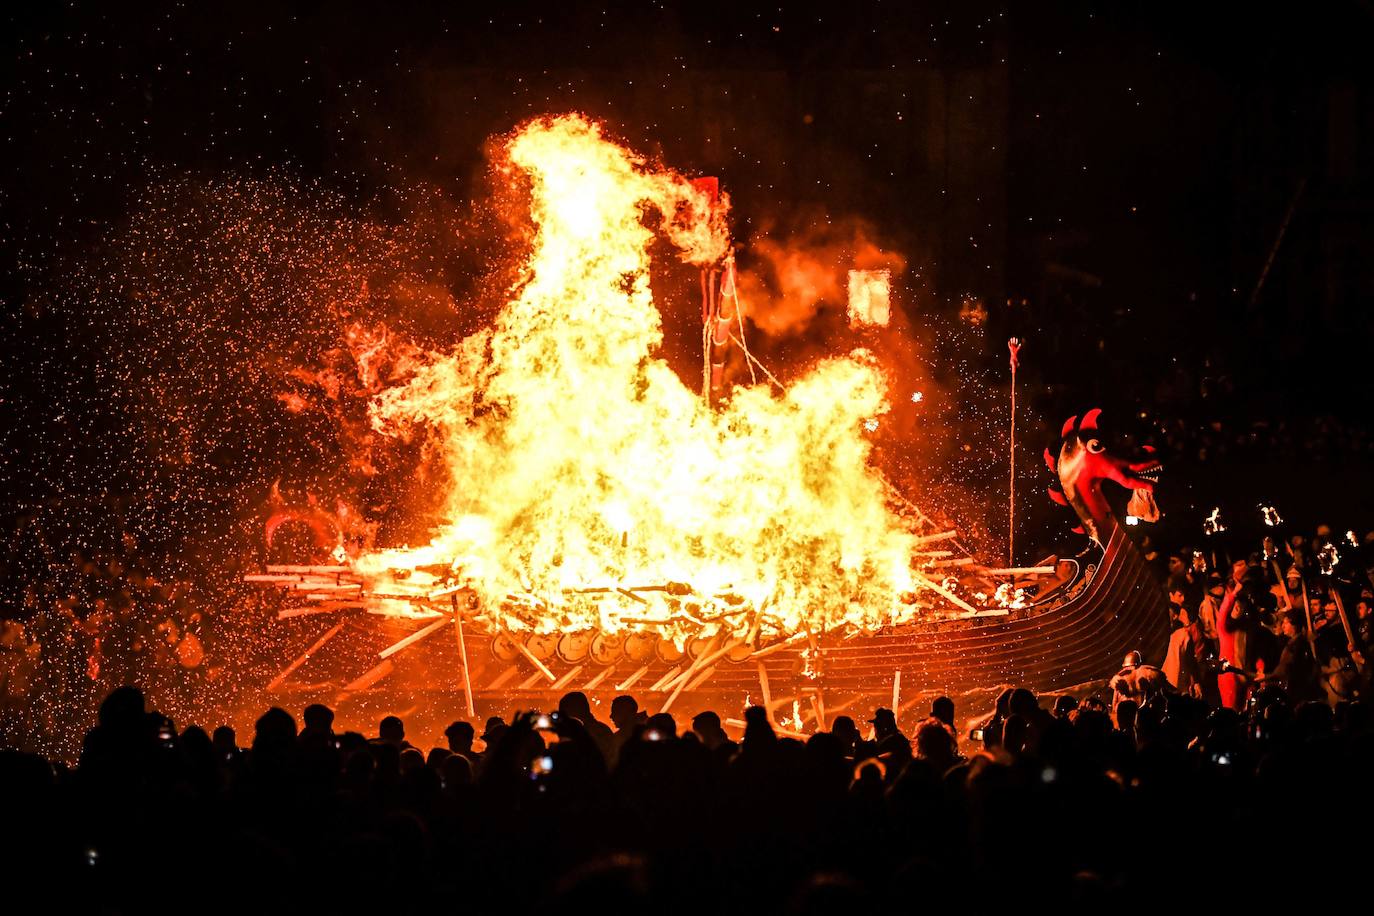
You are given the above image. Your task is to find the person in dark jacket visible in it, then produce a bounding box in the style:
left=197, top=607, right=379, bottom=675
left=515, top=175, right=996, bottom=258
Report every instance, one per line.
left=1257, top=610, right=1321, bottom=703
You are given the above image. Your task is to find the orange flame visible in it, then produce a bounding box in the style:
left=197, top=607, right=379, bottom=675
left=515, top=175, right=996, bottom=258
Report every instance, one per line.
left=351, top=114, right=933, bottom=639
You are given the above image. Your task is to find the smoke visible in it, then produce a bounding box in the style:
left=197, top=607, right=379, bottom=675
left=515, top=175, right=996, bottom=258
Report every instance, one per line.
left=736, top=213, right=909, bottom=338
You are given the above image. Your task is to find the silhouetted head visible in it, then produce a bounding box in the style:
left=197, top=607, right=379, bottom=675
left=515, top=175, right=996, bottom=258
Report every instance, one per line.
left=253, top=707, right=297, bottom=751
left=1115, top=699, right=1139, bottom=730
left=914, top=717, right=957, bottom=765
left=1002, top=713, right=1029, bottom=754
left=180, top=725, right=212, bottom=760
left=98, top=685, right=147, bottom=732
left=610, top=695, right=639, bottom=730
left=743, top=705, right=777, bottom=749
left=691, top=710, right=726, bottom=748
left=1122, top=650, right=1143, bottom=669
left=930, top=696, right=955, bottom=729
left=440, top=753, right=472, bottom=789
left=645, top=712, right=676, bottom=739
left=444, top=720, right=475, bottom=752
left=302, top=703, right=334, bottom=733
left=692, top=710, right=722, bottom=733
left=558, top=691, right=595, bottom=724
left=399, top=747, right=424, bottom=775
left=549, top=852, right=651, bottom=915
left=1052, top=695, right=1079, bottom=719
left=1008, top=687, right=1040, bottom=720
left=869, top=707, right=898, bottom=738
left=211, top=725, right=237, bottom=756
left=379, top=715, right=405, bottom=744
left=481, top=716, right=506, bottom=746
left=830, top=716, right=859, bottom=746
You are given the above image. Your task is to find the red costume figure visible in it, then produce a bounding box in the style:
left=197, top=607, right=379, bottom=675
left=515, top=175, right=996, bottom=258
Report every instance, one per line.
left=1215, top=584, right=1247, bottom=710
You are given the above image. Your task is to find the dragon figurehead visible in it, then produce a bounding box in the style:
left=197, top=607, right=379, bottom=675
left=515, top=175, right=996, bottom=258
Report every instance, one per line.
left=1045, top=408, right=1162, bottom=545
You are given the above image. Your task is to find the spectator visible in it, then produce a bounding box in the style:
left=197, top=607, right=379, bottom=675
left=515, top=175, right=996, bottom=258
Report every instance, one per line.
left=913, top=717, right=959, bottom=773
left=1110, top=651, right=1169, bottom=707
left=1258, top=609, right=1321, bottom=702
left=480, top=716, right=507, bottom=751
left=301, top=703, right=335, bottom=741
left=1163, top=605, right=1204, bottom=696
left=829, top=715, right=862, bottom=759
left=558, top=690, right=615, bottom=762
left=375, top=714, right=412, bottom=750
left=868, top=707, right=911, bottom=767
left=443, top=720, right=478, bottom=767
left=929, top=695, right=955, bottom=731
left=691, top=710, right=735, bottom=755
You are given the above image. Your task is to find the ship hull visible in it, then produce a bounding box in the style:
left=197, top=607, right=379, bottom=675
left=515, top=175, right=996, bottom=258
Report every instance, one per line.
left=271, top=525, right=1168, bottom=724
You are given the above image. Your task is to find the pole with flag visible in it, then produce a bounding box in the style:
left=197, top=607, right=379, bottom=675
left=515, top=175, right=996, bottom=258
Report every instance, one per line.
left=1008, top=337, right=1022, bottom=570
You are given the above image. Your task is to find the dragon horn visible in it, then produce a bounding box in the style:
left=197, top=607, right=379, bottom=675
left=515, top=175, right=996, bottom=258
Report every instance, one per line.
left=1061, top=415, right=1079, bottom=438
left=1070, top=525, right=1085, bottom=535
left=1043, top=447, right=1056, bottom=471
left=1080, top=408, right=1102, bottom=431
left=1048, top=487, right=1068, bottom=506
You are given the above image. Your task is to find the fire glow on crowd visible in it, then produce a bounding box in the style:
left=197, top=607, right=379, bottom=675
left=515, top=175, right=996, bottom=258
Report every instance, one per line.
left=5, top=5, right=1374, bottom=912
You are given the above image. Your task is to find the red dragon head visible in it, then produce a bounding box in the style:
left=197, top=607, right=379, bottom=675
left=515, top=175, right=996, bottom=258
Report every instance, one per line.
left=1044, top=408, right=1162, bottom=545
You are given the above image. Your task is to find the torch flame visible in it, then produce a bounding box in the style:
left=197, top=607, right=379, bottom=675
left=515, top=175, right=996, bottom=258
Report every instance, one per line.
left=353, top=114, right=928, bottom=639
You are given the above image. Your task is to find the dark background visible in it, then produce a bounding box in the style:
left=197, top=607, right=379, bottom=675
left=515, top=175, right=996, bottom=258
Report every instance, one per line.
left=4, top=0, right=1374, bottom=573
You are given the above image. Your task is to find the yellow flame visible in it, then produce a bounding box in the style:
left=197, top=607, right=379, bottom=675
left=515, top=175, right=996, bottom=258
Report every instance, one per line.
left=355, top=114, right=928, bottom=638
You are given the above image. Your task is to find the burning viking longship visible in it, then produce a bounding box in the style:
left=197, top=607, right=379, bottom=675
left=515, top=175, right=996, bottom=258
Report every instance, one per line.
left=249, top=115, right=1168, bottom=725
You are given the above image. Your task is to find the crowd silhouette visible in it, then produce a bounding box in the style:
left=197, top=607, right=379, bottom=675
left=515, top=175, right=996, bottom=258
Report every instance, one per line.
left=2, top=673, right=1369, bottom=915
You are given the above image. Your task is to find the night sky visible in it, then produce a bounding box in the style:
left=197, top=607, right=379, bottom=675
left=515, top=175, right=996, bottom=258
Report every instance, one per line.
left=4, top=1, right=1374, bottom=566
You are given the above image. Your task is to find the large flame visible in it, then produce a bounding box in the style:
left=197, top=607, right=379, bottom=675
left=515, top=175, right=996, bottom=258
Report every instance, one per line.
left=353, top=114, right=927, bottom=638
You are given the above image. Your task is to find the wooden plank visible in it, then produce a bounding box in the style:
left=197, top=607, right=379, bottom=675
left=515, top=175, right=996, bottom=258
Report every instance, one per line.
left=378, top=617, right=450, bottom=659
left=723, top=716, right=807, bottom=740
left=277, top=605, right=351, bottom=620
left=287, top=581, right=361, bottom=592
left=454, top=615, right=475, bottom=718
left=337, top=658, right=394, bottom=698
left=266, top=564, right=350, bottom=574
left=267, top=621, right=346, bottom=691
left=513, top=637, right=557, bottom=682
left=582, top=666, right=616, bottom=690
left=615, top=664, right=651, bottom=692
left=648, top=665, right=683, bottom=692
left=552, top=665, right=584, bottom=690
left=685, top=664, right=718, bottom=691
left=911, top=570, right=979, bottom=615
left=748, top=631, right=807, bottom=659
